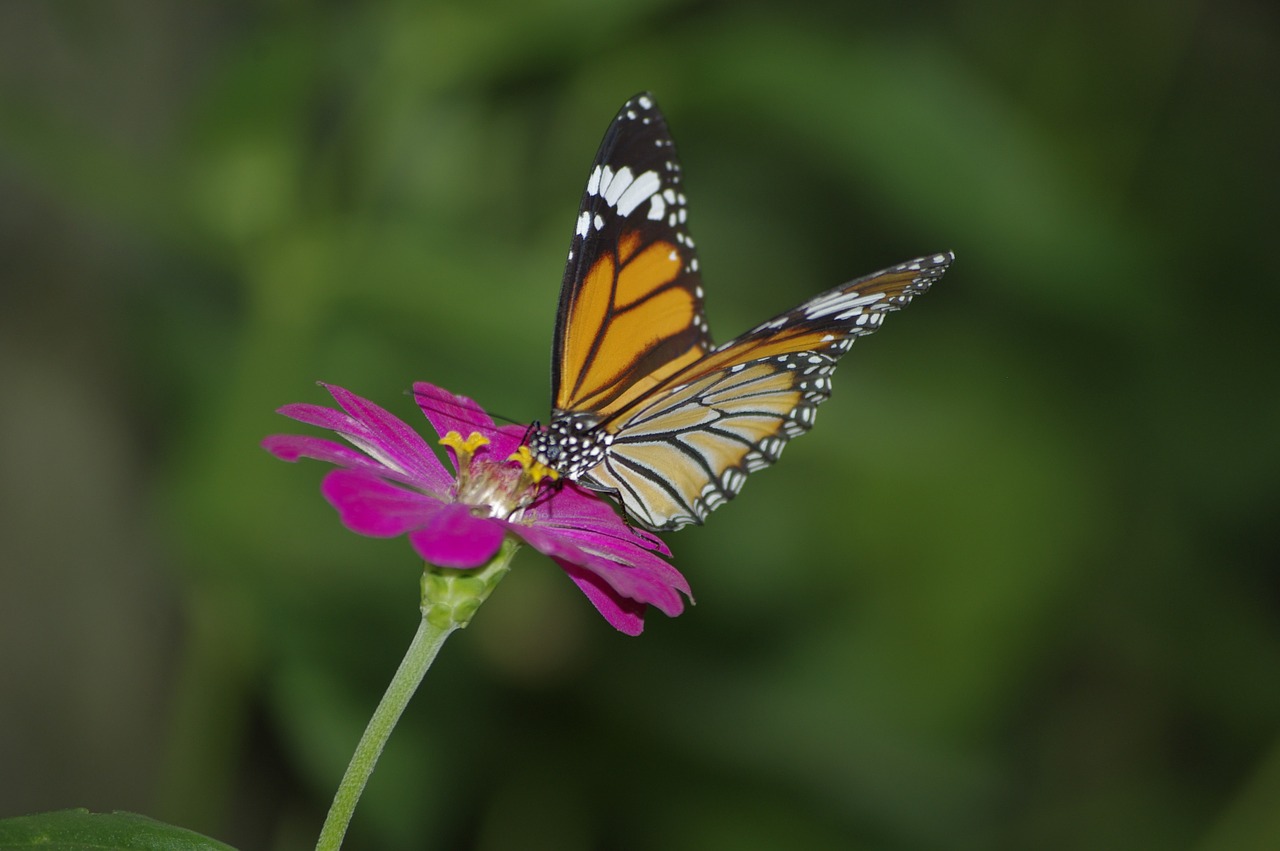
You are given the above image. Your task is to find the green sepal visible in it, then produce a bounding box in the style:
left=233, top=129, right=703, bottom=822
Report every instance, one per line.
left=420, top=537, right=516, bottom=629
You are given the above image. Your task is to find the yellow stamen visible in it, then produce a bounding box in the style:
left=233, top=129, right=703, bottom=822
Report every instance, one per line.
left=440, top=431, right=490, bottom=494
left=509, top=444, right=560, bottom=484
left=440, top=431, right=490, bottom=461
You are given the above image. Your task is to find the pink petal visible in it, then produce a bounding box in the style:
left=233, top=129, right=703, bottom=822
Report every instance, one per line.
left=275, top=402, right=365, bottom=436
left=412, top=383, right=496, bottom=444
left=553, top=528, right=690, bottom=597
left=536, top=483, right=671, bottom=556
left=412, top=383, right=532, bottom=469
left=556, top=560, right=648, bottom=635
left=485, top=424, right=530, bottom=462
left=321, top=469, right=439, bottom=537
left=320, top=384, right=454, bottom=494
left=408, top=503, right=506, bottom=568
left=511, top=524, right=687, bottom=617
left=263, top=433, right=426, bottom=482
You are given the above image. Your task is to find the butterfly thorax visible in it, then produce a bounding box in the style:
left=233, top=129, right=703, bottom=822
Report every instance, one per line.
left=529, top=412, right=615, bottom=481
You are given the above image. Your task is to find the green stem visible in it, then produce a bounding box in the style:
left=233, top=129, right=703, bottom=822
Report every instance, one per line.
left=313, top=613, right=452, bottom=851
left=314, top=541, right=517, bottom=851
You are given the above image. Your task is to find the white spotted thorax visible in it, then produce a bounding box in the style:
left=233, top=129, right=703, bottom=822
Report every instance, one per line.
left=529, top=93, right=953, bottom=531
left=529, top=414, right=613, bottom=481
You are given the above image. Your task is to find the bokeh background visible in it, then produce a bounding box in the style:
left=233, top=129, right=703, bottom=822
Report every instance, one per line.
left=3, top=2, right=1278, bottom=849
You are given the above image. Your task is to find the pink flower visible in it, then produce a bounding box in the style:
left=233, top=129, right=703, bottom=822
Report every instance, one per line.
left=262, top=383, right=690, bottom=635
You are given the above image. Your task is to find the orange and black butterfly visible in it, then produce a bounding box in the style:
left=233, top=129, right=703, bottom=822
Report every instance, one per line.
left=527, top=94, right=952, bottom=531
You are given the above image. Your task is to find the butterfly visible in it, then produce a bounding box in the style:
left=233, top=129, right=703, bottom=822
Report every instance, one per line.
left=526, top=93, right=952, bottom=531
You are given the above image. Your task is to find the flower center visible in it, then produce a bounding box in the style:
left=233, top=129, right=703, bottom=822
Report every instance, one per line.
left=439, top=432, right=553, bottom=521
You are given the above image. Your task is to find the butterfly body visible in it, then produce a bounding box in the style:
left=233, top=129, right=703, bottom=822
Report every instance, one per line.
left=528, top=94, right=952, bottom=531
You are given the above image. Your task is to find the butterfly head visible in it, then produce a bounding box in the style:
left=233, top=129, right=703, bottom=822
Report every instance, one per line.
left=527, top=413, right=614, bottom=481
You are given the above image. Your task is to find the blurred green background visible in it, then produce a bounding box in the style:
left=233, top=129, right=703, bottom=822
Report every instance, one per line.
left=2, top=1, right=1278, bottom=849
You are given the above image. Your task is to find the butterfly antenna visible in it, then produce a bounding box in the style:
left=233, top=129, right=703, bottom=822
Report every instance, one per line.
left=487, top=409, right=525, bottom=427
left=408, top=386, right=508, bottom=435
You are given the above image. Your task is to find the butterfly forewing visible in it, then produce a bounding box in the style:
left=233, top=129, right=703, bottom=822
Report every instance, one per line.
left=552, top=94, right=711, bottom=419
left=582, top=252, right=953, bottom=530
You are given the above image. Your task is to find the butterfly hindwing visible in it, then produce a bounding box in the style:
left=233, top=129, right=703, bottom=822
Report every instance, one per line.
left=552, top=94, right=712, bottom=421
left=581, top=252, right=953, bottom=530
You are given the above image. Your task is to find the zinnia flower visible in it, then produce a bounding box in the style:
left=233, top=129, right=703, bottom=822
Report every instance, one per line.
left=262, top=382, right=690, bottom=635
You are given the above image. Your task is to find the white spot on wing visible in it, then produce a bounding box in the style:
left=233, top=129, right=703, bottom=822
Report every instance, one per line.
left=648, top=194, right=666, bottom=220
left=603, top=166, right=634, bottom=206
left=804, top=289, right=885, bottom=320
left=616, top=170, right=661, bottom=216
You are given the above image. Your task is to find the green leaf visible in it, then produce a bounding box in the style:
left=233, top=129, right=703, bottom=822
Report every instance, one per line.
left=0, top=810, right=236, bottom=851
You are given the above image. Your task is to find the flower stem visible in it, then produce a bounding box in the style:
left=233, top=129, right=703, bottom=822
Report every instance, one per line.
left=313, top=614, right=453, bottom=851
left=314, top=541, right=517, bottom=850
